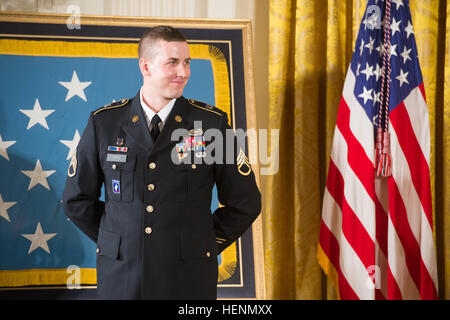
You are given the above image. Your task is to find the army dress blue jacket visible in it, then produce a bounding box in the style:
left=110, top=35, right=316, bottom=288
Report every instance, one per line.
left=62, top=93, right=261, bottom=299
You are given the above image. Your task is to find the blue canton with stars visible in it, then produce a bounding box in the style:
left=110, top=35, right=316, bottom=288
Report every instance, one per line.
left=0, top=53, right=219, bottom=274
left=350, top=0, right=423, bottom=127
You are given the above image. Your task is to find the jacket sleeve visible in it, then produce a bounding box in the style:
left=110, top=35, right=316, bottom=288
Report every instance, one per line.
left=62, top=113, right=104, bottom=243
left=212, top=115, right=261, bottom=254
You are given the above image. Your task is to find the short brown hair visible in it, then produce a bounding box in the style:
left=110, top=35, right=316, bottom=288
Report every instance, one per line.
left=138, top=26, right=187, bottom=59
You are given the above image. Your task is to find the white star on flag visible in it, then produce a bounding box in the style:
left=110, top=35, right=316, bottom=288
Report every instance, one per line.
left=373, top=90, right=382, bottom=106
left=358, top=86, right=373, bottom=104
left=367, top=12, right=380, bottom=30
left=389, top=43, right=398, bottom=57
left=392, top=0, right=404, bottom=10
left=19, top=99, right=55, bottom=130
left=22, top=222, right=57, bottom=254
left=60, top=130, right=81, bottom=160
left=376, top=42, right=384, bottom=56
left=21, top=159, right=56, bottom=191
left=374, top=64, right=382, bottom=81
left=0, top=193, right=16, bottom=223
left=405, top=21, right=414, bottom=39
left=58, top=70, right=92, bottom=102
left=0, top=134, right=16, bottom=161
left=359, top=39, right=365, bottom=55
left=400, top=46, right=412, bottom=64
left=390, top=18, right=401, bottom=36
left=364, top=36, right=375, bottom=54
left=360, top=63, right=374, bottom=81
left=396, top=69, right=409, bottom=87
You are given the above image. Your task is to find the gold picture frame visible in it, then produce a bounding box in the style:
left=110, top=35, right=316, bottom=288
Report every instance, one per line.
left=0, top=11, right=265, bottom=300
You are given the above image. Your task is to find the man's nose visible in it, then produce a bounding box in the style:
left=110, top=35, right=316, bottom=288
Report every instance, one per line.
left=176, top=64, right=190, bottom=77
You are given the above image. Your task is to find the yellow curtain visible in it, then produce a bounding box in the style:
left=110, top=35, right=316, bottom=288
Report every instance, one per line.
left=265, top=0, right=449, bottom=299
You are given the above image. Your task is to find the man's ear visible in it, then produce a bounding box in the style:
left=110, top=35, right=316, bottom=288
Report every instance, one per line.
left=139, top=58, right=152, bottom=77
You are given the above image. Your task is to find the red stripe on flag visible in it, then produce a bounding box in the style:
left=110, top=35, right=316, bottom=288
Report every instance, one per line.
left=389, top=103, right=433, bottom=227
left=319, top=220, right=359, bottom=300
left=326, top=159, right=375, bottom=276
left=387, top=178, right=437, bottom=298
left=419, top=260, right=438, bottom=299
left=418, top=83, right=426, bottom=103
left=387, top=265, right=403, bottom=299
left=336, top=97, right=388, bottom=256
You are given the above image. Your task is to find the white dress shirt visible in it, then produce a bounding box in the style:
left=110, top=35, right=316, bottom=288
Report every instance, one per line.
left=139, top=87, right=176, bottom=131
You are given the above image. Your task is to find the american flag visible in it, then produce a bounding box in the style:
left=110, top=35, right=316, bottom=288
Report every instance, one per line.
left=318, top=0, right=438, bottom=299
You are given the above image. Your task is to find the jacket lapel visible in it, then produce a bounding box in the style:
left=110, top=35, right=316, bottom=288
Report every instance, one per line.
left=122, top=94, right=154, bottom=153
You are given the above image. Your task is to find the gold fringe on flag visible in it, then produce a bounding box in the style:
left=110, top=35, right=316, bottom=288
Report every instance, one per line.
left=0, top=268, right=97, bottom=287
left=218, top=242, right=238, bottom=282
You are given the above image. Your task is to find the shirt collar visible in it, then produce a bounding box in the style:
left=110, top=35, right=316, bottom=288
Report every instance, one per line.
left=139, top=87, right=176, bottom=128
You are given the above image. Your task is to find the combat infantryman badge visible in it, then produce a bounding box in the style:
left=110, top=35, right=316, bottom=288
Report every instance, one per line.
left=189, top=128, right=203, bottom=136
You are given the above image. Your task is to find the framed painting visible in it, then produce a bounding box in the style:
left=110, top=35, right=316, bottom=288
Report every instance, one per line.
left=0, top=11, right=264, bottom=299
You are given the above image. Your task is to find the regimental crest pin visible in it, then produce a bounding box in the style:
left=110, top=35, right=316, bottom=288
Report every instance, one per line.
left=116, top=137, right=124, bottom=145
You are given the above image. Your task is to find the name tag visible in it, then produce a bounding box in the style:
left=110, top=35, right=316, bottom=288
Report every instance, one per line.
left=106, top=153, right=127, bottom=162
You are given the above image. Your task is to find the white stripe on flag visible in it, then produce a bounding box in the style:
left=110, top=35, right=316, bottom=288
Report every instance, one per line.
left=389, top=119, right=438, bottom=295
left=342, top=68, right=375, bottom=163
left=420, top=218, right=439, bottom=291
left=387, top=215, right=421, bottom=299
left=403, top=87, right=430, bottom=166
left=330, top=127, right=376, bottom=241
left=389, top=121, right=425, bottom=245
left=322, top=189, right=375, bottom=299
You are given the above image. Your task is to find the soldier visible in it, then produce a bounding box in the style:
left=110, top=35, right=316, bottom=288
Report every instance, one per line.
left=62, top=26, right=261, bottom=299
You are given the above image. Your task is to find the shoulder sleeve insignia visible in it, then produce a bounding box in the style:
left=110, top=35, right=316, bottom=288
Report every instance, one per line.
left=237, top=148, right=252, bottom=176
left=187, top=99, right=224, bottom=117
left=93, top=98, right=129, bottom=116
left=67, top=149, right=77, bottom=177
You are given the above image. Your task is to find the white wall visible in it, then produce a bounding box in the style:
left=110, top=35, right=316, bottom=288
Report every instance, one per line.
left=1, top=0, right=251, bottom=19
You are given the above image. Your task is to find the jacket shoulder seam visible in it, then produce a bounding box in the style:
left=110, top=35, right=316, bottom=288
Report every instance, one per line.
left=187, top=99, right=224, bottom=117
left=93, top=98, right=130, bottom=116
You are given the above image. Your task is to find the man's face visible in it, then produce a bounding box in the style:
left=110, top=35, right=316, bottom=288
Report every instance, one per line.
left=144, top=40, right=191, bottom=101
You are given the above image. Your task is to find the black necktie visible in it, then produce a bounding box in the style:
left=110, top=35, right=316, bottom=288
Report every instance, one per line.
left=150, top=114, right=161, bottom=142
